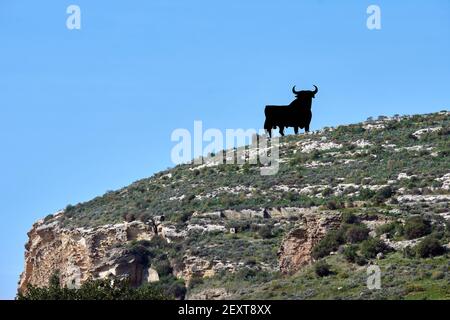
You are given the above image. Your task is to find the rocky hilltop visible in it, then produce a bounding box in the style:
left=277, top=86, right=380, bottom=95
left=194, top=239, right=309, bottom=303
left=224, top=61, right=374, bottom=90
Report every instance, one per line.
left=20, top=111, right=450, bottom=299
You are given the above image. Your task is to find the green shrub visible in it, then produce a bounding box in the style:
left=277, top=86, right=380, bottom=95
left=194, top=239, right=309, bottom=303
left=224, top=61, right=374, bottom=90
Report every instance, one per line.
left=127, top=243, right=151, bottom=267
left=153, top=260, right=173, bottom=277
left=17, top=273, right=169, bottom=300
left=401, top=247, right=415, bottom=260
left=404, top=216, right=432, bottom=240
left=165, top=279, right=187, bottom=299
left=322, top=188, right=333, bottom=197
left=376, top=222, right=402, bottom=238
left=341, top=212, right=358, bottom=224
left=64, top=204, right=76, bottom=218
left=360, top=238, right=389, bottom=259
left=326, top=200, right=342, bottom=210
left=359, top=188, right=375, bottom=200
left=258, top=225, right=273, bottom=239
left=312, top=230, right=344, bottom=259
left=245, top=257, right=257, bottom=266
left=343, top=245, right=367, bottom=265
left=415, top=236, right=445, bottom=258
left=235, top=268, right=258, bottom=281
left=343, top=245, right=358, bottom=263
left=373, top=186, right=394, bottom=203
left=314, top=261, right=332, bottom=277
left=344, top=224, right=369, bottom=243
left=446, top=220, right=450, bottom=238
left=172, top=211, right=192, bottom=223
left=226, top=220, right=251, bottom=233
left=355, top=255, right=368, bottom=266
left=188, top=275, right=204, bottom=288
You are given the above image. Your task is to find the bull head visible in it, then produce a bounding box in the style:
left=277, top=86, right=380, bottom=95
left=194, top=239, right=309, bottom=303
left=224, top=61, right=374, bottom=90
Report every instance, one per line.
left=292, top=85, right=319, bottom=98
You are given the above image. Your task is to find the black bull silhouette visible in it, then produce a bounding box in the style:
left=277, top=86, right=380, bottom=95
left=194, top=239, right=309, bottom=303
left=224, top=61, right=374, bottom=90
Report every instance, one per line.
left=264, top=85, right=318, bottom=138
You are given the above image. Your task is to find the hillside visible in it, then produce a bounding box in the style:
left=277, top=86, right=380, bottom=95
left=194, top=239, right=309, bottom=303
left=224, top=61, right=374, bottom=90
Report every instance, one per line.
left=20, top=111, right=450, bottom=300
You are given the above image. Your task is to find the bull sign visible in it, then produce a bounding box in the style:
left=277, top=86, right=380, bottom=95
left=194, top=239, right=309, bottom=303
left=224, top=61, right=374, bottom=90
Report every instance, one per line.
left=264, top=85, right=318, bottom=138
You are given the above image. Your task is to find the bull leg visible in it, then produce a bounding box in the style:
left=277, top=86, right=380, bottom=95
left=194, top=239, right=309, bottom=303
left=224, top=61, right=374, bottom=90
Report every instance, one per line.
left=305, top=115, right=312, bottom=133
left=264, top=119, right=272, bottom=138
left=294, top=127, right=299, bottom=134
left=279, top=126, right=285, bottom=136
left=266, top=127, right=272, bottom=138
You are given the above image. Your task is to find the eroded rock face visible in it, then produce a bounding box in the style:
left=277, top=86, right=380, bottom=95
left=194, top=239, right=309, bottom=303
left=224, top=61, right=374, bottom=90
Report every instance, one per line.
left=187, top=288, right=231, bottom=300
left=278, top=212, right=341, bottom=274
left=19, top=218, right=156, bottom=293
left=174, top=256, right=214, bottom=282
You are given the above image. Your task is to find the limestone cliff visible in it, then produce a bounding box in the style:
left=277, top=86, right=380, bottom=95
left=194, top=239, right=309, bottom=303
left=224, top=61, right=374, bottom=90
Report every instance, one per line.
left=19, top=206, right=336, bottom=294
left=19, top=215, right=156, bottom=293
left=278, top=212, right=341, bottom=274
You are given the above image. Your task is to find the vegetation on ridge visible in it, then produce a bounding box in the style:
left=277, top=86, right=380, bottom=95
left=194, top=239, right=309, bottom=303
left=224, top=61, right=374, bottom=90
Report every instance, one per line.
left=33, top=111, right=450, bottom=300
left=56, top=111, right=449, bottom=228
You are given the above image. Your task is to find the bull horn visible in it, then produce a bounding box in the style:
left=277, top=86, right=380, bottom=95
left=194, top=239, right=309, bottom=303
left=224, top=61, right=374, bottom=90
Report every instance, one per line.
left=292, top=86, right=300, bottom=94
left=313, top=85, right=318, bottom=94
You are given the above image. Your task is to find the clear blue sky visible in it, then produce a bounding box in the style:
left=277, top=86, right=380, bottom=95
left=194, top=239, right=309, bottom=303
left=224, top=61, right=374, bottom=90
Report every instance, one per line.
left=0, top=0, right=449, bottom=299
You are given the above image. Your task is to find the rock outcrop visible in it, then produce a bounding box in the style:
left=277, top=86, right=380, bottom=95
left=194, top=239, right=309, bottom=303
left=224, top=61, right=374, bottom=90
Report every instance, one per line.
left=187, top=288, right=231, bottom=300
left=278, top=212, right=341, bottom=274
left=19, top=218, right=156, bottom=293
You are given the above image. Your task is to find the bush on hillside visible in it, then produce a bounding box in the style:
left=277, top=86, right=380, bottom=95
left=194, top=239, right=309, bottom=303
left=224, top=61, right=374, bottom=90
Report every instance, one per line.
left=404, top=216, right=432, bottom=240
left=373, top=186, right=394, bottom=203
left=344, top=224, right=370, bottom=243
left=17, top=272, right=169, bottom=300
left=376, top=222, right=402, bottom=238
left=153, top=259, right=173, bottom=277
left=341, top=212, right=358, bottom=224
left=360, top=238, right=390, bottom=259
left=415, top=236, right=445, bottom=258
left=258, top=225, right=273, bottom=239
left=314, top=261, right=332, bottom=277
left=343, top=245, right=358, bottom=263
left=312, top=230, right=344, bottom=259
